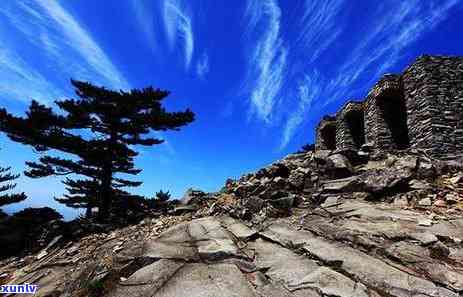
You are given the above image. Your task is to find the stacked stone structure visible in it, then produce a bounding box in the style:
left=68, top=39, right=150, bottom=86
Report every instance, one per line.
left=402, top=55, right=463, bottom=158
left=315, top=115, right=336, bottom=150
left=336, top=101, right=365, bottom=150
left=315, top=55, right=463, bottom=159
left=364, top=74, right=409, bottom=150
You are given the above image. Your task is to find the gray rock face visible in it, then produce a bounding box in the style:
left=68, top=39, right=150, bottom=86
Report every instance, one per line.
left=327, top=153, right=354, bottom=177
left=114, top=262, right=257, bottom=297
left=269, top=196, right=294, bottom=209
left=3, top=148, right=463, bottom=297
left=261, top=221, right=459, bottom=297
left=363, top=167, right=413, bottom=193
left=321, top=176, right=361, bottom=192
left=3, top=200, right=463, bottom=297
left=244, top=196, right=265, bottom=212
left=219, top=216, right=257, bottom=240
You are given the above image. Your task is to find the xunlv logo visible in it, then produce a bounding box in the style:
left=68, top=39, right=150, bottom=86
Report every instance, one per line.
left=0, top=284, right=38, bottom=294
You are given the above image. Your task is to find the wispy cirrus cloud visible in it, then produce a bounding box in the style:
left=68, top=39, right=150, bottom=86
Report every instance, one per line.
left=130, top=0, right=158, bottom=52
left=280, top=73, right=319, bottom=149
left=196, top=52, right=209, bottom=79
left=327, top=0, right=460, bottom=104
left=163, top=0, right=194, bottom=70
left=0, top=47, right=60, bottom=104
left=297, top=0, right=347, bottom=63
left=243, top=0, right=288, bottom=123
left=36, top=0, right=130, bottom=89
left=0, top=0, right=129, bottom=104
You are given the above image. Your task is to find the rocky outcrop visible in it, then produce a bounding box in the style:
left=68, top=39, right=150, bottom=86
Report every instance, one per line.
left=1, top=148, right=463, bottom=296
left=221, top=149, right=463, bottom=221
left=2, top=201, right=462, bottom=296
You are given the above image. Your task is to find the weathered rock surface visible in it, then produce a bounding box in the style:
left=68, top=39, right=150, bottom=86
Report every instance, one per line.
left=2, top=196, right=462, bottom=297
left=1, top=150, right=463, bottom=296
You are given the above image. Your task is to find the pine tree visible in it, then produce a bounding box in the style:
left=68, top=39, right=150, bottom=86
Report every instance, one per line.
left=55, top=178, right=99, bottom=217
left=155, top=190, right=171, bottom=202
left=0, top=80, right=194, bottom=220
left=0, top=165, right=27, bottom=208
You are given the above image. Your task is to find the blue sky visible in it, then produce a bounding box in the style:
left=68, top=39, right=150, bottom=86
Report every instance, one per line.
left=1, top=0, right=462, bottom=219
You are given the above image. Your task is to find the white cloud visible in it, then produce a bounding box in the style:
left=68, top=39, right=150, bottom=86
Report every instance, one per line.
left=280, top=73, right=319, bottom=149
left=34, top=0, right=130, bottom=89
left=196, top=52, right=209, bottom=79
left=326, top=0, right=460, bottom=104
left=243, top=0, right=288, bottom=123
left=0, top=0, right=129, bottom=105
left=0, top=47, right=61, bottom=104
left=130, top=0, right=157, bottom=52
left=297, top=0, right=346, bottom=62
left=163, top=0, right=194, bottom=70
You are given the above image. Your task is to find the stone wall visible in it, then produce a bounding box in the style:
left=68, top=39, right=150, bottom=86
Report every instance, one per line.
left=315, top=115, right=336, bottom=150
left=402, top=55, right=463, bottom=159
left=336, top=101, right=365, bottom=150
left=314, top=55, right=463, bottom=159
left=364, top=74, right=409, bottom=150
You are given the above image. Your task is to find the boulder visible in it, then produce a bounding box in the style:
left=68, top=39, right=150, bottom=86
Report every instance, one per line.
left=363, top=167, right=412, bottom=194
left=180, top=188, right=206, bottom=205
left=393, top=195, right=409, bottom=207
left=269, top=196, right=294, bottom=209
left=321, top=196, right=339, bottom=208
left=313, top=150, right=331, bottom=163
left=244, top=196, right=265, bottom=213
left=321, top=176, right=362, bottom=193
left=326, top=153, right=354, bottom=178
left=417, top=159, right=436, bottom=178
left=173, top=205, right=198, bottom=214
left=418, top=198, right=432, bottom=207
left=433, top=199, right=447, bottom=207
left=287, top=169, right=308, bottom=189
left=266, top=163, right=290, bottom=178
left=409, top=179, right=431, bottom=190
left=394, top=155, right=418, bottom=171
left=445, top=193, right=459, bottom=204
left=410, top=232, right=438, bottom=245
left=429, top=241, right=450, bottom=259
left=450, top=173, right=463, bottom=185
left=272, top=176, right=287, bottom=188
left=418, top=218, right=433, bottom=226
left=235, top=183, right=258, bottom=198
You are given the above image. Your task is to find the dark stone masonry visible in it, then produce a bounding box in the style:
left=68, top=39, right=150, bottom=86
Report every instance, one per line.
left=315, top=55, right=463, bottom=159
left=336, top=101, right=364, bottom=150
left=315, top=115, right=336, bottom=150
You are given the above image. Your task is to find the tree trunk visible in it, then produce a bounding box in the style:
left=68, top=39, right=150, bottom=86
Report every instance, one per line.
left=85, top=205, right=92, bottom=218
left=98, top=131, right=117, bottom=221
left=98, top=162, right=112, bottom=221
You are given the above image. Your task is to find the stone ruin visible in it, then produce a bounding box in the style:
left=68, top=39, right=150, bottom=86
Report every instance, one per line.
left=315, top=55, right=463, bottom=159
